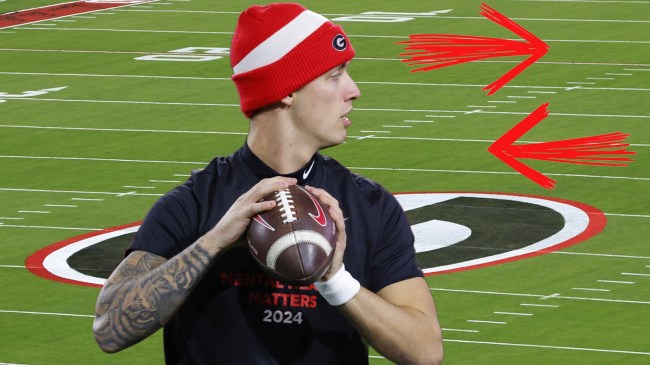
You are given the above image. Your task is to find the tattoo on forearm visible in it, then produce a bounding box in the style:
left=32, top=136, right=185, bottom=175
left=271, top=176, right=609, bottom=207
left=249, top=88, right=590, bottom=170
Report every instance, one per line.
left=94, top=243, right=213, bottom=351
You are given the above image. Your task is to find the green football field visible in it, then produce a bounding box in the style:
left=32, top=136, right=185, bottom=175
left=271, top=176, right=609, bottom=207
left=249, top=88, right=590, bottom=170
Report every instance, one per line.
left=1, top=0, right=648, bottom=364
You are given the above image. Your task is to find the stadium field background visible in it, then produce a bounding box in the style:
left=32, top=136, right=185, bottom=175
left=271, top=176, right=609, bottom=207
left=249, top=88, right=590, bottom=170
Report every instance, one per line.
left=0, top=0, right=648, bottom=364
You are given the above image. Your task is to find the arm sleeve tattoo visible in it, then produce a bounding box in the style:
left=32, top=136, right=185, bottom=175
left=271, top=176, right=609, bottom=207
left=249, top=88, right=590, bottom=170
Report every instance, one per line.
left=93, top=242, right=213, bottom=353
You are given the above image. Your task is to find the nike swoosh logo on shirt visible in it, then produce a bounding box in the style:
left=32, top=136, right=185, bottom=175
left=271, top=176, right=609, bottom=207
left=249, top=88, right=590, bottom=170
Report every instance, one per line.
left=302, top=160, right=315, bottom=180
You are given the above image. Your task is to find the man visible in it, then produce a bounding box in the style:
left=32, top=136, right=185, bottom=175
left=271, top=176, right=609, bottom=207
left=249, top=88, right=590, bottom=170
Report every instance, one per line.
left=93, top=3, right=443, bottom=364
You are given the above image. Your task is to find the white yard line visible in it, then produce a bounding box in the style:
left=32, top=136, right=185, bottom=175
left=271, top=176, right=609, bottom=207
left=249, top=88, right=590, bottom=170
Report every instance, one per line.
left=0, top=224, right=102, bottom=231
left=598, top=280, right=635, bottom=284
left=468, top=320, right=508, bottom=325
left=516, top=0, right=650, bottom=4
left=0, top=155, right=206, bottom=165
left=0, top=187, right=158, bottom=196
left=521, top=303, right=559, bottom=308
left=0, top=124, right=247, bottom=135
left=606, top=213, right=650, bottom=218
left=431, top=288, right=650, bottom=305
left=446, top=339, right=650, bottom=356
left=4, top=98, right=650, bottom=118
left=0, top=309, right=93, bottom=318
left=555, top=251, right=650, bottom=259
left=2, top=70, right=649, bottom=92
left=0, top=156, right=648, bottom=182
left=2, top=50, right=650, bottom=68
left=111, top=8, right=650, bottom=24
left=443, top=328, right=480, bottom=333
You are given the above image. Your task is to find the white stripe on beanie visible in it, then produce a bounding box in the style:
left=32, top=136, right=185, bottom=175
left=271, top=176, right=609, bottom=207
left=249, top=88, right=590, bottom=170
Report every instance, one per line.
left=233, top=10, right=328, bottom=75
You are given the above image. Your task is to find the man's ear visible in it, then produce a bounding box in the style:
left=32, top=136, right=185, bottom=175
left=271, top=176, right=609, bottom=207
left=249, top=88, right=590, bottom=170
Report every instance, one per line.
left=280, top=93, right=294, bottom=106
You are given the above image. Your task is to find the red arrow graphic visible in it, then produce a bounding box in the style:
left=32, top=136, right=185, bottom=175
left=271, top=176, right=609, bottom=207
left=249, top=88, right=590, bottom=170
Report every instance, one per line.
left=488, top=103, right=636, bottom=189
left=397, top=3, right=549, bottom=95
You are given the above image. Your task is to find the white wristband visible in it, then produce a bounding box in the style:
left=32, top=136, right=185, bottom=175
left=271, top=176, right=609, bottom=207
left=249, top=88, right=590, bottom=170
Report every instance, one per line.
left=314, top=265, right=361, bottom=306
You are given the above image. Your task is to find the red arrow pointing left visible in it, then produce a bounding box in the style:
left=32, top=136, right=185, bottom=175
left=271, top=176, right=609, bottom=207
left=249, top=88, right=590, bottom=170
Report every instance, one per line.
left=397, top=3, right=549, bottom=95
left=488, top=103, right=636, bottom=189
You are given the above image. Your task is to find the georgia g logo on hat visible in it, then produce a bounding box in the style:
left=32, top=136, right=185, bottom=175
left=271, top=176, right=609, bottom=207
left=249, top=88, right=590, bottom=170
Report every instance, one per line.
left=332, top=34, right=347, bottom=51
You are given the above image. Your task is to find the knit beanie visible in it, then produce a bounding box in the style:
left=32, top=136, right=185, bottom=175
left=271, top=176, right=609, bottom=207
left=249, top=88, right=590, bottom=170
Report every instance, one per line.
left=230, top=3, right=355, bottom=117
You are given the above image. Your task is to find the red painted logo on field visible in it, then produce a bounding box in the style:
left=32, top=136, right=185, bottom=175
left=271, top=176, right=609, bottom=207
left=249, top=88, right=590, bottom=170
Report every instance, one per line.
left=0, top=1, right=155, bottom=29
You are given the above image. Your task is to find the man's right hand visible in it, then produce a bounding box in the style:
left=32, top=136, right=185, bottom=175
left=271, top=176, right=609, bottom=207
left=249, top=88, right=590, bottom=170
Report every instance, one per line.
left=200, top=176, right=298, bottom=253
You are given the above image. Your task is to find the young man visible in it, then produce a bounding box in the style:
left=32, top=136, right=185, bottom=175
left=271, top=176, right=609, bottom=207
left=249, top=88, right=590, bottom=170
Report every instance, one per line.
left=93, top=3, right=443, bottom=364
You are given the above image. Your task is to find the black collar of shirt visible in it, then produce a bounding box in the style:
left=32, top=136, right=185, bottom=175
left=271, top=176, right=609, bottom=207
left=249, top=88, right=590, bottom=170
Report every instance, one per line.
left=241, top=143, right=318, bottom=186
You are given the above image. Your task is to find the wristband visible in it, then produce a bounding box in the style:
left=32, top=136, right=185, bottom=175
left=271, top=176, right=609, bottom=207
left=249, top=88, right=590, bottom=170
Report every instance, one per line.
left=314, top=264, right=361, bottom=306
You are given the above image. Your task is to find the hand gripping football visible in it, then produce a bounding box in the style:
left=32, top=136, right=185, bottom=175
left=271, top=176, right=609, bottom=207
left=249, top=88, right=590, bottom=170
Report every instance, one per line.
left=247, top=185, right=336, bottom=285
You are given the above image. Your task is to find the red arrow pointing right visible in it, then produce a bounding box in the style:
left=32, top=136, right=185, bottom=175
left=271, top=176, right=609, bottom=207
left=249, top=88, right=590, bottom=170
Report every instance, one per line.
left=488, top=103, right=636, bottom=189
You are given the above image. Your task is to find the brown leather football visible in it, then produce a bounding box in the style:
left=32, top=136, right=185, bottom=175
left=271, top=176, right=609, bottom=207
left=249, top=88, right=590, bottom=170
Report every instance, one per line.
left=247, top=185, right=336, bottom=285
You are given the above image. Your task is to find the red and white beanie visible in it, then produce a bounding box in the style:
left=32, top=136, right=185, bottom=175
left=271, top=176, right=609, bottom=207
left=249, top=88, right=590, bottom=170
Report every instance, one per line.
left=230, top=3, right=355, bottom=117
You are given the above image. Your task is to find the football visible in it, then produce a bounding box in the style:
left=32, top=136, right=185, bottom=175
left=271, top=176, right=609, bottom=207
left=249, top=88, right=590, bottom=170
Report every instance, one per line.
left=247, top=185, right=337, bottom=285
